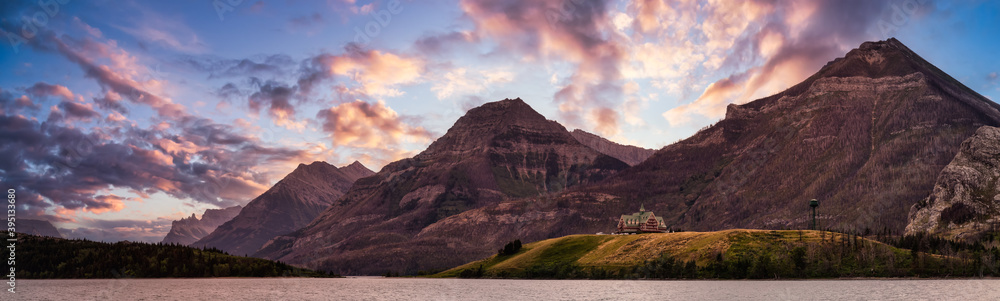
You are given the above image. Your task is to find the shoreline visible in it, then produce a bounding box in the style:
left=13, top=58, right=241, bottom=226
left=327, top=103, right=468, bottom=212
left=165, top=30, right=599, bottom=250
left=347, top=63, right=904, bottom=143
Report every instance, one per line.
left=16, top=276, right=1000, bottom=281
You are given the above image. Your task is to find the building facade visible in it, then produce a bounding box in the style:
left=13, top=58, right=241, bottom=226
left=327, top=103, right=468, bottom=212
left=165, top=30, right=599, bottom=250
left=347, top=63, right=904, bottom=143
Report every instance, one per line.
left=616, top=204, right=667, bottom=233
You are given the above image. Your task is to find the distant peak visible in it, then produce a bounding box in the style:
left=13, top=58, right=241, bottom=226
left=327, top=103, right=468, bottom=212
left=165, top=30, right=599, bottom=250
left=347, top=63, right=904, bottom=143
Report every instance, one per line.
left=291, top=161, right=337, bottom=176
left=463, top=98, right=545, bottom=124
left=338, top=160, right=375, bottom=181
left=422, top=97, right=573, bottom=155
left=858, top=37, right=904, bottom=50
left=474, top=98, right=532, bottom=113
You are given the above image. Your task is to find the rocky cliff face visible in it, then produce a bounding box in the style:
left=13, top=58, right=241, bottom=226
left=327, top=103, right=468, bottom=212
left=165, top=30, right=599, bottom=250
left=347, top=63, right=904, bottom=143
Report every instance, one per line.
left=192, top=161, right=374, bottom=256
left=906, top=126, right=1000, bottom=241
left=161, top=205, right=242, bottom=245
left=403, top=38, right=1000, bottom=264
left=18, top=219, right=62, bottom=238
left=570, top=129, right=656, bottom=166
left=256, top=98, right=628, bottom=274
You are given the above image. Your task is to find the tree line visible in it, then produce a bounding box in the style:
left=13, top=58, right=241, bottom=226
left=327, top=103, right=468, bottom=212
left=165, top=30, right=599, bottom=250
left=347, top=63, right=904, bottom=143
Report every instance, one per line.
left=5, top=232, right=337, bottom=278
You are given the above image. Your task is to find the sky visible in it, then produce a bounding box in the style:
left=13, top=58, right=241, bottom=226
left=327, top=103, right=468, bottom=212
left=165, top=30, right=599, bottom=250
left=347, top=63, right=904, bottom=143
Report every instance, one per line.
left=1, top=0, right=998, bottom=242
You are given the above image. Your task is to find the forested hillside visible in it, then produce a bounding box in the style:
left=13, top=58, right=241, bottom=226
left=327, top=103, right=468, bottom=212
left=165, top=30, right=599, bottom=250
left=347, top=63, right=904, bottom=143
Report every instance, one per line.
left=6, top=232, right=333, bottom=278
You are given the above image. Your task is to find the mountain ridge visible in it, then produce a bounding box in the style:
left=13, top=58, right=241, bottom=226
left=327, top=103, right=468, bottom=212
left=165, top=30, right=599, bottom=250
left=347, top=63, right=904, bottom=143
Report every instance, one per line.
left=569, top=129, right=656, bottom=166
left=17, top=219, right=62, bottom=238
left=256, top=98, right=629, bottom=275
left=192, top=160, right=374, bottom=256
left=162, top=205, right=242, bottom=245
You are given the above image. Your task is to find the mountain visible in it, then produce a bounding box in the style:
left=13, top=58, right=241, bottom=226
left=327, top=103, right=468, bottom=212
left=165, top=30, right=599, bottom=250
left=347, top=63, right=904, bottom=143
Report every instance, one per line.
left=396, top=38, right=1000, bottom=272
left=906, top=126, right=1000, bottom=241
left=569, top=129, right=656, bottom=166
left=605, top=38, right=1000, bottom=232
left=161, top=205, right=242, bottom=245
left=17, top=219, right=62, bottom=238
left=256, top=98, right=629, bottom=274
left=192, top=161, right=374, bottom=256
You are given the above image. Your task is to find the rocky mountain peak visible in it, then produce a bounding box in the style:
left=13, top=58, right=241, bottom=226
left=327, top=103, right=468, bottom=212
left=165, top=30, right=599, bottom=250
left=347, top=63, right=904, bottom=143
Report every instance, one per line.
left=456, top=98, right=554, bottom=130
left=192, top=159, right=371, bottom=255
left=339, top=160, right=375, bottom=180
left=856, top=37, right=906, bottom=52
left=292, top=161, right=337, bottom=176
left=422, top=98, right=576, bottom=155
left=162, top=205, right=242, bottom=245
left=731, top=38, right=1000, bottom=125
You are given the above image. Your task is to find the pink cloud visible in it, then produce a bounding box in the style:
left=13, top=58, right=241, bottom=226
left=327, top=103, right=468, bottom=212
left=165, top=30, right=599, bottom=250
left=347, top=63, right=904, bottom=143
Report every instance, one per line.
left=26, top=82, right=75, bottom=101
left=461, top=0, right=626, bottom=133
left=324, top=46, right=425, bottom=97
left=317, top=100, right=432, bottom=148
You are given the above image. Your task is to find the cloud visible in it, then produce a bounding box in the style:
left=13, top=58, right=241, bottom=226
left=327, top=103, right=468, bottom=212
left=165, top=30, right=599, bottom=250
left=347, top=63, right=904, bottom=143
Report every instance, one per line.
left=621, top=81, right=645, bottom=126
left=57, top=100, right=100, bottom=121
left=26, top=82, right=76, bottom=101
left=326, top=45, right=425, bottom=97
left=60, top=217, right=173, bottom=242
left=663, top=71, right=748, bottom=126
left=460, top=0, right=626, bottom=133
left=288, top=13, right=325, bottom=34
left=328, top=0, right=376, bottom=19
left=587, top=107, right=620, bottom=137
left=248, top=78, right=306, bottom=129
left=202, top=46, right=423, bottom=129
left=656, top=0, right=908, bottom=124
left=0, top=112, right=311, bottom=218
left=72, top=16, right=103, bottom=38
left=111, top=5, right=208, bottom=54
left=431, top=68, right=513, bottom=100
left=316, top=100, right=432, bottom=148
left=413, top=31, right=480, bottom=55
left=0, top=88, right=39, bottom=115
left=22, top=32, right=188, bottom=119
left=68, top=195, right=130, bottom=215
left=180, top=54, right=295, bottom=79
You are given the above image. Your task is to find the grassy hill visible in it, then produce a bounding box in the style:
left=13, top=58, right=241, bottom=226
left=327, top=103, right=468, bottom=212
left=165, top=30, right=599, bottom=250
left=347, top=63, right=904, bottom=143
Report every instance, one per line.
left=434, top=230, right=999, bottom=279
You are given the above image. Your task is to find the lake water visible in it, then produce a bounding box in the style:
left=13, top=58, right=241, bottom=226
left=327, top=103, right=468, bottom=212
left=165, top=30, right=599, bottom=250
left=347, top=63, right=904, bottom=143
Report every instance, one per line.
left=16, top=278, right=1000, bottom=300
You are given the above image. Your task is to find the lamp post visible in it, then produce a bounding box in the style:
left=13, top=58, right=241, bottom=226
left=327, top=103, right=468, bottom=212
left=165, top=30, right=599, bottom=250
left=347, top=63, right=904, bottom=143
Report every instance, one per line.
left=809, top=199, right=819, bottom=230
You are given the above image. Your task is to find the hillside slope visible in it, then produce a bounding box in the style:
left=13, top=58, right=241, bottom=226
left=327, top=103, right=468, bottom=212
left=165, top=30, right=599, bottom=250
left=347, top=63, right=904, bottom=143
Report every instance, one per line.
left=570, top=129, right=656, bottom=166
left=435, top=230, right=979, bottom=279
left=192, top=161, right=373, bottom=256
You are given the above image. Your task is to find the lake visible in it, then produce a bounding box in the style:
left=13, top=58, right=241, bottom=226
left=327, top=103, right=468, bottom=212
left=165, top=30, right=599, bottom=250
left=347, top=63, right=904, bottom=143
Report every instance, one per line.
left=16, top=278, right=1000, bottom=300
